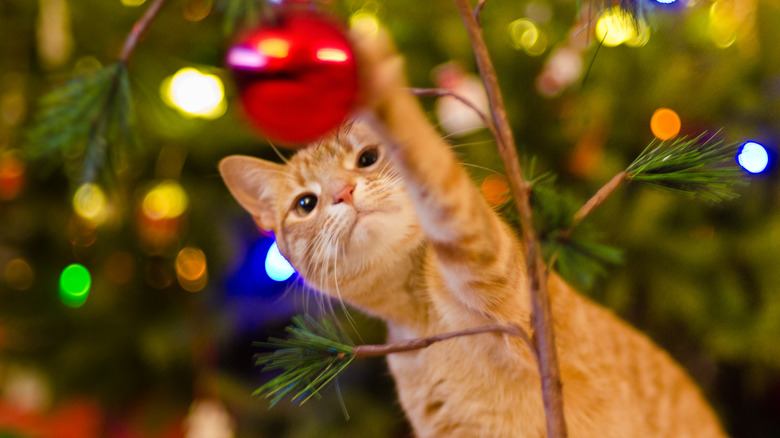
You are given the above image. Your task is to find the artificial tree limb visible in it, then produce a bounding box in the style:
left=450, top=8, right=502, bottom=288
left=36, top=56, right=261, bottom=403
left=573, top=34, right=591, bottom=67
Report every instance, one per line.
left=571, top=171, right=628, bottom=228
left=353, top=323, right=536, bottom=362
left=452, top=1, right=568, bottom=437
left=120, top=0, right=168, bottom=63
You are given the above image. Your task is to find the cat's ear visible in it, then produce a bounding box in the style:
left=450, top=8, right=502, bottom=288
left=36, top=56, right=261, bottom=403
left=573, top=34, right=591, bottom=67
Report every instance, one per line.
left=219, top=155, right=286, bottom=231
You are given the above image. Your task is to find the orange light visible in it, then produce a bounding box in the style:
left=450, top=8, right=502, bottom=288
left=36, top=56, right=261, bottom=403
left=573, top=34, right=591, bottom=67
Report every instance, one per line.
left=175, top=247, right=208, bottom=292
left=258, top=38, right=290, bottom=59
left=650, top=108, right=681, bottom=140
left=481, top=174, right=511, bottom=206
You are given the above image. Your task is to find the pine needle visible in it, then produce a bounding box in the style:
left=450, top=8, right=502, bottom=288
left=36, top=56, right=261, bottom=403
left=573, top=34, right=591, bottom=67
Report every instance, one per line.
left=26, top=62, right=139, bottom=182
left=626, top=134, right=746, bottom=202
left=253, top=315, right=356, bottom=407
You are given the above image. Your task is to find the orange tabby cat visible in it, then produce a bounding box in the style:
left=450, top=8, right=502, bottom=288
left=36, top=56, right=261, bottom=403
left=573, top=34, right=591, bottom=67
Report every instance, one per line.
left=219, top=26, right=727, bottom=438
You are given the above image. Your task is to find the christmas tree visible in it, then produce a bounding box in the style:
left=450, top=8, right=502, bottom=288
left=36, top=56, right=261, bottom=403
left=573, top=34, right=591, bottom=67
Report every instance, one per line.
left=1, top=0, right=779, bottom=437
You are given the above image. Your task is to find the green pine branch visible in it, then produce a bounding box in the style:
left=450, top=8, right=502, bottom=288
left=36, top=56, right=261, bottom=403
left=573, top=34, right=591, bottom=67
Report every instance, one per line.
left=626, top=134, right=746, bottom=202
left=26, top=62, right=139, bottom=182
left=253, top=315, right=356, bottom=407
left=253, top=316, right=535, bottom=407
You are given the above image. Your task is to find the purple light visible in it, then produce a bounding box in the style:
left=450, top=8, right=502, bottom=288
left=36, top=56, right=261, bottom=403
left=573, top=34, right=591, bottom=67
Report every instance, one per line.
left=227, top=46, right=267, bottom=69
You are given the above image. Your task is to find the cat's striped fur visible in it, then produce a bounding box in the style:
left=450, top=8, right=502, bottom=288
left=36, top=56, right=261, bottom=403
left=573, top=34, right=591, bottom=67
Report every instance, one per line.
left=218, top=26, right=727, bottom=438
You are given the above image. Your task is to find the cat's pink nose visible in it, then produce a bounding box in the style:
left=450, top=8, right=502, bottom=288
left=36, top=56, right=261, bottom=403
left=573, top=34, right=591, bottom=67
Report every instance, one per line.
left=333, top=183, right=356, bottom=205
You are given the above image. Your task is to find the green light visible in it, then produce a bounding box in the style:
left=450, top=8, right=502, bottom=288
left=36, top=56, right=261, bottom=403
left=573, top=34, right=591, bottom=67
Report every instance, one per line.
left=59, top=264, right=91, bottom=308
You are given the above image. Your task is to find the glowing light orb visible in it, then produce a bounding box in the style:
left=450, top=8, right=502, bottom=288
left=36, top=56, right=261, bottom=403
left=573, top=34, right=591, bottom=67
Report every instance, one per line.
left=482, top=174, right=511, bottom=206
left=176, top=247, right=208, bottom=292
left=709, top=1, right=738, bottom=49
left=161, top=67, right=226, bottom=119
left=655, top=0, right=677, bottom=4
left=142, top=180, right=189, bottom=220
left=595, top=7, right=641, bottom=47
left=738, top=142, right=770, bottom=174
left=508, top=19, right=547, bottom=56
left=73, top=183, right=108, bottom=225
left=59, top=264, right=91, bottom=308
left=349, top=11, right=379, bottom=38
left=121, top=0, right=146, bottom=6
left=265, top=241, right=295, bottom=282
left=650, top=108, right=681, bottom=140
left=4, top=258, right=34, bottom=291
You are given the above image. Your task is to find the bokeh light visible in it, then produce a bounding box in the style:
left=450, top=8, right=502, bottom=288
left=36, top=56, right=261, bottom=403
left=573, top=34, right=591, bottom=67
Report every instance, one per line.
left=73, top=183, right=108, bottom=225
left=4, top=258, right=34, bottom=291
left=176, top=247, right=208, bottom=292
left=349, top=11, right=379, bottom=38
left=142, top=180, right=189, bottom=220
left=183, top=0, right=212, bottom=22
left=508, top=19, right=547, bottom=56
left=650, top=108, right=681, bottom=140
left=0, top=153, right=25, bottom=200
left=120, top=0, right=146, bottom=6
left=738, top=141, right=770, bottom=174
left=595, top=7, right=647, bottom=47
left=59, top=264, right=91, bottom=308
left=265, top=241, right=295, bottom=282
left=161, top=67, right=226, bottom=119
left=709, top=1, right=738, bottom=49
left=481, top=174, right=511, bottom=206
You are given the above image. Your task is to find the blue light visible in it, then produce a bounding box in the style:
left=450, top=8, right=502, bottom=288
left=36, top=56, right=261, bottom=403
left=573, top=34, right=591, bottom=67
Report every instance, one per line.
left=265, top=241, right=295, bottom=281
left=738, top=141, right=770, bottom=174
left=655, top=0, right=677, bottom=4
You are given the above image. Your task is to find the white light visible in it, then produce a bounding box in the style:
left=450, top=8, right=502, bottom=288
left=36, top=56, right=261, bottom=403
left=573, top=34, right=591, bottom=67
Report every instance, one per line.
left=656, top=0, right=677, bottom=4
left=265, top=241, right=295, bottom=282
left=738, top=142, right=770, bottom=174
left=162, top=68, right=226, bottom=119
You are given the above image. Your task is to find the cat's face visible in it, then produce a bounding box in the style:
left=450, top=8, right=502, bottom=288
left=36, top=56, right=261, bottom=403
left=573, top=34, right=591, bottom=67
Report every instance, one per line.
left=219, top=123, right=422, bottom=290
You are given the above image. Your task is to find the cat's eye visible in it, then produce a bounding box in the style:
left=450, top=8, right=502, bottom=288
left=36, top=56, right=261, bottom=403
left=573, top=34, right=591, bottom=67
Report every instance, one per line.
left=357, top=147, right=379, bottom=168
left=294, top=194, right=318, bottom=216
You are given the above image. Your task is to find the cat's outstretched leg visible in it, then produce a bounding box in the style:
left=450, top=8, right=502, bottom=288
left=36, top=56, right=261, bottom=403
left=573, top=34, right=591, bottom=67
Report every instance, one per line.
left=350, top=25, right=527, bottom=321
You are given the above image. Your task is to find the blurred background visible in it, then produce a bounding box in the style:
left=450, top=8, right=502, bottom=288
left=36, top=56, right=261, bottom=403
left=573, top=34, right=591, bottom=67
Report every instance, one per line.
left=1, top=0, right=779, bottom=436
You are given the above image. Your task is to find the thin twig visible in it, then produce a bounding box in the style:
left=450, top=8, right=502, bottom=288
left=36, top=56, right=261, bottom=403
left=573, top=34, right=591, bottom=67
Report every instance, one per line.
left=572, top=171, right=627, bottom=228
left=353, top=324, right=536, bottom=363
left=120, top=0, right=168, bottom=62
left=474, top=0, right=489, bottom=23
left=409, top=87, right=499, bottom=142
left=453, top=1, right=568, bottom=437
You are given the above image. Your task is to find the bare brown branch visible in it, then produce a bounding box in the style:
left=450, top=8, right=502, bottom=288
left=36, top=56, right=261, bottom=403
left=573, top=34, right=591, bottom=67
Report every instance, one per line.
left=452, top=0, right=568, bottom=437
left=120, top=0, right=167, bottom=63
left=353, top=324, right=536, bottom=362
left=572, top=171, right=628, bottom=229
left=474, top=0, right=489, bottom=23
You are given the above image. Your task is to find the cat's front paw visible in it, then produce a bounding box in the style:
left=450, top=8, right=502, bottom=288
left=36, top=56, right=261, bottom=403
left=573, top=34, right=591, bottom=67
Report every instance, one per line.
left=350, top=19, right=408, bottom=112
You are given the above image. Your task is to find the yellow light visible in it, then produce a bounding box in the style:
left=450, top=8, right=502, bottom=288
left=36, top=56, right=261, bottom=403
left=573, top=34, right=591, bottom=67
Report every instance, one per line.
left=650, top=108, right=681, bottom=140
left=121, top=0, right=146, bottom=6
left=508, top=19, right=547, bottom=56
left=176, top=247, right=207, bottom=292
left=709, top=1, right=738, bottom=49
left=73, top=183, right=108, bottom=225
left=316, top=48, right=348, bottom=63
left=257, top=38, right=290, bottom=59
left=161, top=68, right=226, bottom=119
left=595, top=7, right=639, bottom=47
left=350, top=11, right=379, bottom=38
left=4, top=258, right=34, bottom=291
left=142, top=180, right=189, bottom=220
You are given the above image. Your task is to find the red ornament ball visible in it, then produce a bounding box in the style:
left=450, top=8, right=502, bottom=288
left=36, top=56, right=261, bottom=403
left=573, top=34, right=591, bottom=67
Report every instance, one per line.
left=226, top=11, right=359, bottom=146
